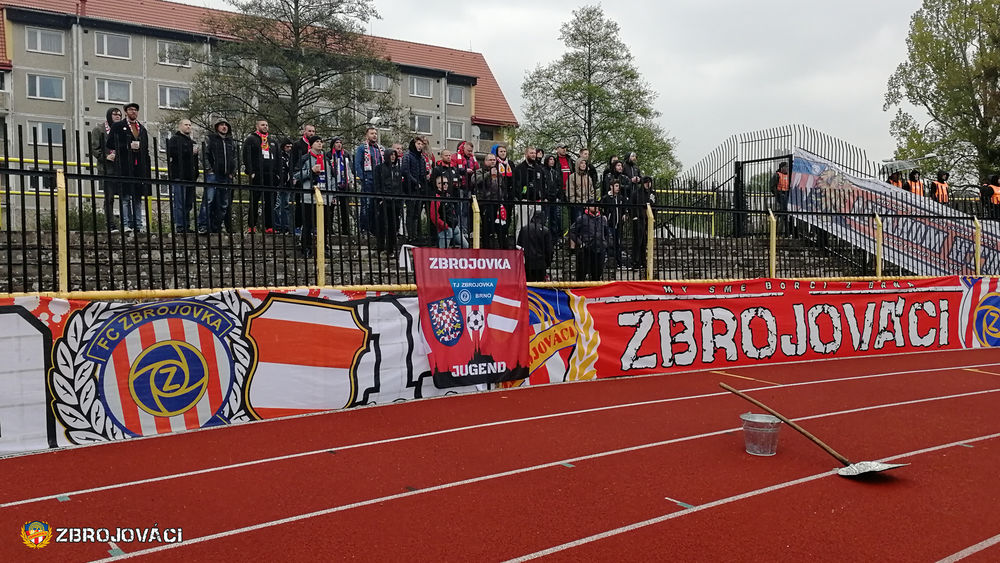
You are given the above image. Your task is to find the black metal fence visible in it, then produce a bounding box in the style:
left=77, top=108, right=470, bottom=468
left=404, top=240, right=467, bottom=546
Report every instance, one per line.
left=1, top=124, right=996, bottom=294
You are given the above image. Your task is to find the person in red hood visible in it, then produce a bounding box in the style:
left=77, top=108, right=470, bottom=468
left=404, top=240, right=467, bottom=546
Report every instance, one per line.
left=449, top=140, right=478, bottom=236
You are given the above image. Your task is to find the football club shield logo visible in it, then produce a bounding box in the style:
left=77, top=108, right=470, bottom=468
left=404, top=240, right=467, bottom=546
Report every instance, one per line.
left=428, top=297, right=464, bottom=346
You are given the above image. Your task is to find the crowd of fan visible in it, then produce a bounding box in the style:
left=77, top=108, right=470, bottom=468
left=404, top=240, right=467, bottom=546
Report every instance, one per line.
left=90, top=104, right=659, bottom=282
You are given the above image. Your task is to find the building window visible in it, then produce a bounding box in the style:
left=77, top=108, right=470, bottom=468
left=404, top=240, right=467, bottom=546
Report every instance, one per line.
left=26, top=74, right=65, bottom=101
left=28, top=121, right=65, bottom=146
left=478, top=127, right=495, bottom=141
left=410, top=115, right=432, bottom=134
left=157, top=129, right=171, bottom=152
left=408, top=76, right=432, bottom=98
left=158, top=85, right=190, bottom=109
left=26, top=27, right=64, bottom=55
left=367, top=74, right=390, bottom=92
left=95, top=32, right=131, bottom=59
left=447, top=121, right=464, bottom=141
left=447, top=85, right=464, bottom=106
left=96, top=78, right=131, bottom=104
left=157, top=41, right=190, bottom=67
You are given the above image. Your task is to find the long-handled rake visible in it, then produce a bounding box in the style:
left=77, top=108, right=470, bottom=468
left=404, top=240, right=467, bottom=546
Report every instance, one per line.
left=720, top=383, right=907, bottom=477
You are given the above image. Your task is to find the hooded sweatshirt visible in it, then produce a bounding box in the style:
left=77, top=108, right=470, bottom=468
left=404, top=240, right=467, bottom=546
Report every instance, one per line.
left=401, top=139, right=426, bottom=196
left=517, top=211, right=554, bottom=270
left=205, top=119, right=237, bottom=177
left=90, top=108, right=119, bottom=175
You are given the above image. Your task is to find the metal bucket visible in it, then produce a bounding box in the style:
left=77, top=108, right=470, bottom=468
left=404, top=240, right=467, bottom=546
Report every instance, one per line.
left=740, top=412, right=781, bottom=456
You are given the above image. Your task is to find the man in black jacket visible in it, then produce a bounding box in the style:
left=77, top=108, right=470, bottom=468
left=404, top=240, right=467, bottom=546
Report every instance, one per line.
left=401, top=137, right=428, bottom=242
left=197, top=119, right=237, bottom=234
left=243, top=119, right=278, bottom=233
left=290, top=124, right=316, bottom=234
left=517, top=210, right=553, bottom=282
left=90, top=107, right=121, bottom=231
left=167, top=119, right=199, bottom=233
left=514, top=147, right=543, bottom=234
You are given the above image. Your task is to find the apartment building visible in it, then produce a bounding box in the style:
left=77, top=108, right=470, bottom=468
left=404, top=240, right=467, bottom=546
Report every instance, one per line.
left=0, top=0, right=519, bottom=163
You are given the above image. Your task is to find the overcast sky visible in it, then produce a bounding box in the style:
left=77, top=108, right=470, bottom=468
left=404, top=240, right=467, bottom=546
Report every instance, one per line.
left=187, top=0, right=925, bottom=168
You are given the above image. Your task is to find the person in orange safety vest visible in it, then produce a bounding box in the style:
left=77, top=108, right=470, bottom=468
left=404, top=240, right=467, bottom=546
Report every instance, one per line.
left=931, top=171, right=950, bottom=204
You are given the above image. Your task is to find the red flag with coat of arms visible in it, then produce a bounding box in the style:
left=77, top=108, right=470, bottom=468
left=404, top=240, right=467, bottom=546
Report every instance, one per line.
left=414, top=248, right=530, bottom=387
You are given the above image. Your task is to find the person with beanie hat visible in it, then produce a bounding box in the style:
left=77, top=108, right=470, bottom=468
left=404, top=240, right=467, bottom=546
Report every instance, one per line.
left=197, top=119, right=237, bottom=234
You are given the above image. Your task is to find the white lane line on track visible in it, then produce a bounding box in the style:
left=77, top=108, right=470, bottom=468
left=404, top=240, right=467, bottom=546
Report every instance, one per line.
left=937, top=533, right=1000, bottom=562
left=82, top=392, right=1000, bottom=562
left=4, top=361, right=1000, bottom=509
left=507, top=431, right=1000, bottom=562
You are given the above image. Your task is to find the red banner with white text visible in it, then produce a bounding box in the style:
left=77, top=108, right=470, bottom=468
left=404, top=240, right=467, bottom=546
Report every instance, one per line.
left=566, top=278, right=975, bottom=379
left=413, top=248, right=531, bottom=387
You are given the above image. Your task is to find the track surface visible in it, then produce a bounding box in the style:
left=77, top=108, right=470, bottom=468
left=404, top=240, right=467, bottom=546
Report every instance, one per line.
left=3, top=348, right=1000, bottom=562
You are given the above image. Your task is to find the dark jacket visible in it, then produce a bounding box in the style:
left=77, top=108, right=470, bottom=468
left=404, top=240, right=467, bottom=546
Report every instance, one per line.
left=601, top=191, right=626, bottom=229
left=90, top=108, right=118, bottom=176
left=518, top=211, right=554, bottom=270
left=291, top=136, right=311, bottom=184
left=167, top=130, right=198, bottom=182
left=630, top=184, right=656, bottom=227
left=430, top=190, right=460, bottom=232
left=542, top=161, right=564, bottom=202
left=355, top=140, right=385, bottom=184
left=242, top=130, right=278, bottom=180
left=432, top=163, right=462, bottom=196
left=569, top=210, right=611, bottom=253
left=401, top=140, right=426, bottom=196
left=205, top=120, right=237, bottom=178
left=514, top=158, right=544, bottom=201
left=375, top=150, right=402, bottom=194
left=105, top=116, right=151, bottom=196
left=622, top=156, right=641, bottom=194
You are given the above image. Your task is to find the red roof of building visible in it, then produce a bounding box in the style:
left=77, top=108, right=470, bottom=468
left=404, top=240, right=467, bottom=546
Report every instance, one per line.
left=0, top=0, right=518, bottom=126
left=0, top=9, right=12, bottom=70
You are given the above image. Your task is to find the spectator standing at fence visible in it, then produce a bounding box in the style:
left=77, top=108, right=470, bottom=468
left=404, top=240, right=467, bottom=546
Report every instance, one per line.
left=402, top=137, right=428, bottom=242
left=433, top=149, right=461, bottom=191
left=541, top=154, right=566, bottom=237
left=569, top=199, right=611, bottom=281
left=518, top=210, right=553, bottom=282
left=556, top=144, right=574, bottom=194
left=567, top=158, right=594, bottom=226
left=105, top=103, right=150, bottom=233
left=514, top=147, right=544, bottom=233
left=354, top=126, right=384, bottom=234
left=90, top=107, right=121, bottom=232
left=450, top=141, right=479, bottom=236
left=603, top=158, right=629, bottom=197
left=631, top=176, right=655, bottom=270
left=291, top=124, right=316, bottom=234
left=275, top=139, right=294, bottom=234
left=328, top=137, right=353, bottom=234
left=430, top=170, right=468, bottom=249
left=475, top=152, right=510, bottom=249
left=982, top=175, right=1000, bottom=220
left=167, top=119, right=199, bottom=233
left=243, top=119, right=278, bottom=233
left=578, top=148, right=600, bottom=191
left=770, top=161, right=791, bottom=233
left=293, top=135, right=332, bottom=257
left=932, top=171, right=950, bottom=204
left=601, top=179, right=627, bottom=268
left=374, top=149, right=402, bottom=254
left=888, top=171, right=903, bottom=188
left=906, top=169, right=925, bottom=197
left=622, top=152, right=642, bottom=199
left=197, top=119, right=237, bottom=234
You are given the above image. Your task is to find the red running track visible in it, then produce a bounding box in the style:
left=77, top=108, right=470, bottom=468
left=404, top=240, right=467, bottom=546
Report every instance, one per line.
left=2, top=348, right=1000, bottom=562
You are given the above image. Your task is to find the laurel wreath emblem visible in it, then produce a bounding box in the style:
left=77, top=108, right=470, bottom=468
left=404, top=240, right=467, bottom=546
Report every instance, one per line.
left=20, top=522, right=52, bottom=549
left=48, top=291, right=254, bottom=444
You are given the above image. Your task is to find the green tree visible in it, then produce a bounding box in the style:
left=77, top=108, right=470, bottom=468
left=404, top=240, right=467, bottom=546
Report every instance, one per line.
left=520, top=5, right=680, bottom=179
left=884, top=0, right=1000, bottom=183
left=181, top=0, right=406, bottom=142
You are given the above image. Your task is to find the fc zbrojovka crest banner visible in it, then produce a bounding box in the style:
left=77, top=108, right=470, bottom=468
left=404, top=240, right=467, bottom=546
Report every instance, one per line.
left=414, top=248, right=531, bottom=387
